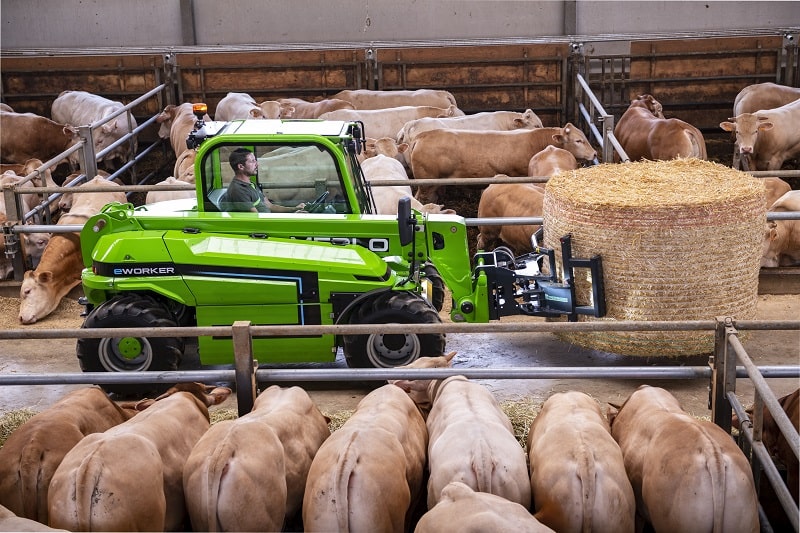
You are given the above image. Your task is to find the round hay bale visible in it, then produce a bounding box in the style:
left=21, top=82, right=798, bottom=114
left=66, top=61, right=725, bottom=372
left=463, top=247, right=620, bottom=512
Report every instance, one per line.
left=543, top=158, right=765, bottom=357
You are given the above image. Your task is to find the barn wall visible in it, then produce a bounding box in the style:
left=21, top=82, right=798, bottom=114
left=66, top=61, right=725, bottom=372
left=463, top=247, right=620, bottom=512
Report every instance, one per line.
left=1, top=0, right=799, bottom=49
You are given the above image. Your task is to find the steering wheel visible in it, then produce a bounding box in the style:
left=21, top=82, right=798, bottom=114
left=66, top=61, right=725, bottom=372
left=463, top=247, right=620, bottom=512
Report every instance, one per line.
left=304, top=191, right=330, bottom=213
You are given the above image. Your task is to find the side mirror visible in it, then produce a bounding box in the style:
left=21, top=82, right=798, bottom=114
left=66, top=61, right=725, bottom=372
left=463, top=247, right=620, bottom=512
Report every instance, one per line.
left=397, top=197, right=414, bottom=246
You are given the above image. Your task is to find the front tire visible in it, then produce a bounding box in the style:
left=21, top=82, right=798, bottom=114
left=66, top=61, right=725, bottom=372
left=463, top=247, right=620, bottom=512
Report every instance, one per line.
left=77, top=293, right=184, bottom=395
left=342, top=291, right=445, bottom=368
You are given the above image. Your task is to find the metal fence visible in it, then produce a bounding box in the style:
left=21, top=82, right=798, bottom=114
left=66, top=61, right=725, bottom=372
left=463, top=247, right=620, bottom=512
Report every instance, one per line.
left=1, top=316, right=798, bottom=528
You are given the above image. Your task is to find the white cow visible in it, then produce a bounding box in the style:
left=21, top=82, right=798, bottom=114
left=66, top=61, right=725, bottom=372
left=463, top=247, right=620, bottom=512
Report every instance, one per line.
left=331, top=88, right=461, bottom=111
left=393, top=357, right=530, bottom=510
left=320, top=105, right=460, bottom=141
left=214, top=92, right=282, bottom=121
left=51, top=90, right=138, bottom=166
left=397, top=109, right=543, bottom=143
left=19, top=176, right=126, bottom=324
left=416, top=482, right=555, bottom=533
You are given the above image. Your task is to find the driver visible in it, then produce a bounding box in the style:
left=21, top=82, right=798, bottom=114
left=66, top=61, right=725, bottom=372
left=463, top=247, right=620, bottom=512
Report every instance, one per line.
left=223, top=148, right=305, bottom=213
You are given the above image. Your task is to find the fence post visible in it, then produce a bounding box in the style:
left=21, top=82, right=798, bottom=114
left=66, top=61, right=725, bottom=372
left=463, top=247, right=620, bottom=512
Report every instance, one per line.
left=710, top=316, right=737, bottom=432
left=232, top=320, right=257, bottom=416
left=601, top=113, right=615, bottom=164
left=77, top=125, right=98, bottom=180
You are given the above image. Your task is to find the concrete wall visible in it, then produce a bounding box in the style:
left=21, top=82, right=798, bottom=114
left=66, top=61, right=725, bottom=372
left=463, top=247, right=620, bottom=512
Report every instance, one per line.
left=1, top=0, right=798, bottom=49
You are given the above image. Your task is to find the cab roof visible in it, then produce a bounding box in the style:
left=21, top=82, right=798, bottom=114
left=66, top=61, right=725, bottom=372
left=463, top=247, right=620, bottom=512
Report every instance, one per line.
left=211, top=119, right=353, bottom=138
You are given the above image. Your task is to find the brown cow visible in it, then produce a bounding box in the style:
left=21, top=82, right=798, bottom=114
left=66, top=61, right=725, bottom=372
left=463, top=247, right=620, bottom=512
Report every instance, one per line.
left=0, top=504, right=68, bottom=532
left=331, top=88, right=460, bottom=111
left=19, top=176, right=126, bottom=324
left=614, top=94, right=707, bottom=162
left=303, top=384, right=428, bottom=532
left=762, top=190, right=800, bottom=267
left=408, top=124, right=596, bottom=203
left=415, top=482, right=555, bottom=533
left=476, top=180, right=544, bottom=253
left=476, top=146, right=578, bottom=253
left=48, top=383, right=231, bottom=532
left=361, top=137, right=455, bottom=216
left=720, top=99, right=800, bottom=171
left=528, top=391, right=636, bottom=533
left=0, top=387, right=134, bottom=524
left=278, top=97, right=355, bottom=118
left=183, top=385, right=330, bottom=532
left=0, top=111, right=81, bottom=168
left=608, top=385, right=759, bottom=533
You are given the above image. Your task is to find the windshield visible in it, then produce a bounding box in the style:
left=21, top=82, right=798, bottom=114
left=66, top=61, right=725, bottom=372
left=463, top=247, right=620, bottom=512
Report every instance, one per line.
left=201, top=143, right=349, bottom=214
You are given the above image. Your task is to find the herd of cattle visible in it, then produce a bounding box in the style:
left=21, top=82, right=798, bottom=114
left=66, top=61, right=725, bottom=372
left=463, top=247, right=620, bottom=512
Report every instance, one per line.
left=0, top=83, right=799, bottom=325
left=0, top=349, right=797, bottom=532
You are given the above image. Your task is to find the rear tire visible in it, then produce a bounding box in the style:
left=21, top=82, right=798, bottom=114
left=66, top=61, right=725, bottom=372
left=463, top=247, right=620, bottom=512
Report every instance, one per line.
left=342, top=291, right=445, bottom=368
left=77, top=293, right=184, bottom=396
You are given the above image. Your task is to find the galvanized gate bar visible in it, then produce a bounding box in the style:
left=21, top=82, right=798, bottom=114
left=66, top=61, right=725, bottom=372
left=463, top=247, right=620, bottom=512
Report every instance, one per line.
left=1, top=366, right=797, bottom=386
left=728, top=332, right=800, bottom=462
left=729, top=391, right=800, bottom=532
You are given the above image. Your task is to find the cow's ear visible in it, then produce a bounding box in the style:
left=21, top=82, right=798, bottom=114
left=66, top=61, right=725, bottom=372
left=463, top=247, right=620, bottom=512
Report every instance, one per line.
left=396, top=142, right=409, bottom=154
left=102, top=123, right=116, bottom=134
left=512, top=117, right=524, bottom=127
left=757, top=121, right=774, bottom=131
left=36, top=270, right=53, bottom=283
left=552, top=133, right=565, bottom=144
left=769, top=224, right=779, bottom=242
left=249, top=109, right=263, bottom=119
left=281, top=105, right=295, bottom=118
left=719, top=121, right=735, bottom=132
left=606, top=402, right=621, bottom=426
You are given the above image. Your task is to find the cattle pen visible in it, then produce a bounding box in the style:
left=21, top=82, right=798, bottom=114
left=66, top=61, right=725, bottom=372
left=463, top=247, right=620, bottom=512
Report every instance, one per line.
left=1, top=317, right=799, bottom=528
left=2, top=25, right=800, bottom=531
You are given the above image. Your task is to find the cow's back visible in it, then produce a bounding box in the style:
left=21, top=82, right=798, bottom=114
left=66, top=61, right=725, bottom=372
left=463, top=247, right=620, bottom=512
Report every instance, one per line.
left=734, top=83, right=800, bottom=116
left=426, top=377, right=531, bottom=509
left=611, top=386, right=758, bottom=533
left=0, top=387, right=130, bottom=523
left=527, top=391, right=635, bottom=533
left=303, top=385, right=426, bottom=533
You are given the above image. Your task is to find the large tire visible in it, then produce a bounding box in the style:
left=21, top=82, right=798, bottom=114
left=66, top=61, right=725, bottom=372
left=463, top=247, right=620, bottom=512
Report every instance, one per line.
left=342, top=291, right=445, bottom=368
left=76, top=293, right=184, bottom=396
left=423, top=263, right=445, bottom=312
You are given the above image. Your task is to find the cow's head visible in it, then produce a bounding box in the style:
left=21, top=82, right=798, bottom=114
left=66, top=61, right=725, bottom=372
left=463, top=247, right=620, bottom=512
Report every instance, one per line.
left=552, top=123, right=597, bottom=163
left=720, top=114, right=773, bottom=154
left=760, top=220, right=781, bottom=267
left=389, top=351, right=457, bottom=415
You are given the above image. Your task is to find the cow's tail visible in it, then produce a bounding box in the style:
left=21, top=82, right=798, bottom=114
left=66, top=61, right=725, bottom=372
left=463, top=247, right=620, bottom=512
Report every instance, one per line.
left=577, top=441, right=597, bottom=533
left=700, top=427, right=727, bottom=533
left=472, top=438, right=496, bottom=495
left=17, top=445, right=47, bottom=521
left=686, top=129, right=708, bottom=159
left=204, top=440, right=234, bottom=532
left=332, top=434, right=360, bottom=532
left=73, top=450, right=105, bottom=532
